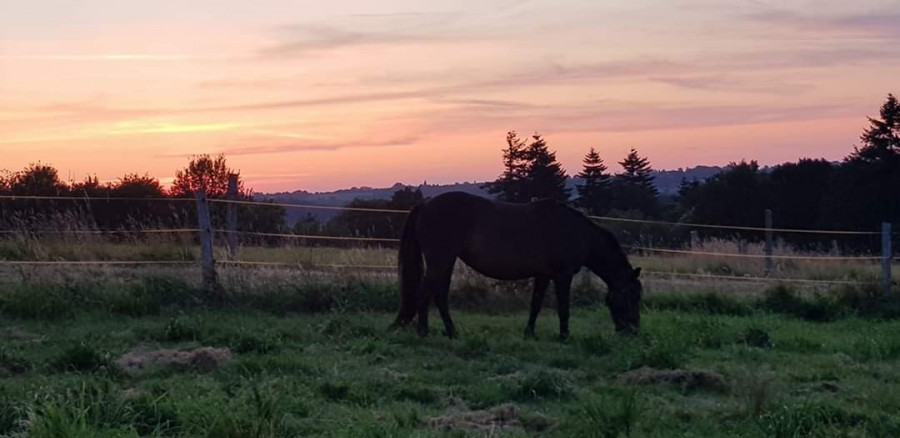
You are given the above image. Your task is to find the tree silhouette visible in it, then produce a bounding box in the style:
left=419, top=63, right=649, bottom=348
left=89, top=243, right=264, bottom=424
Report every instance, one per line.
left=70, top=176, right=109, bottom=198
left=523, top=133, right=569, bottom=201
left=0, top=171, right=10, bottom=194
left=391, top=186, right=425, bottom=207
left=611, top=148, right=658, bottom=215
left=768, top=159, right=834, bottom=232
left=112, top=174, right=166, bottom=198
left=485, top=131, right=569, bottom=202
left=170, top=154, right=243, bottom=198
left=484, top=131, right=530, bottom=202
left=328, top=187, right=424, bottom=238
left=853, top=93, right=900, bottom=162
left=576, top=148, right=612, bottom=215
left=826, top=93, right=900, bottom=230
left=682, top=160, right=768, bottom=230
left=9, top=163, right=68, bottom=196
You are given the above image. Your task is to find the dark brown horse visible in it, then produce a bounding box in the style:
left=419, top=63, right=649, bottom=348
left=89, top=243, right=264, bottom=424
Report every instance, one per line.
left=390, top=191, right=642, bottom=338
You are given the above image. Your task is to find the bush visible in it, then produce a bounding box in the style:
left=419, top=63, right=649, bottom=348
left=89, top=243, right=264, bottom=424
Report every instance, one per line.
left=53, top=343, right=113, bottom=373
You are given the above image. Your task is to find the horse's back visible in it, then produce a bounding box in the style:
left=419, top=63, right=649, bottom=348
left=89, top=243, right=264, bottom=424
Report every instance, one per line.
left=415, top=192, right=591, bottom=279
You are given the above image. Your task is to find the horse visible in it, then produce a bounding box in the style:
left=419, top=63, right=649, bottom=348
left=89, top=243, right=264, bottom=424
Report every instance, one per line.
left=389, top=191, right=642, bottom=339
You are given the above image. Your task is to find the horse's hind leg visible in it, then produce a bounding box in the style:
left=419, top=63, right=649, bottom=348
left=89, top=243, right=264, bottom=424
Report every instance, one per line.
left=553, top=274, right=574, bottom=340
left=418, top=256, right=455, bottom=337
left=524, top=276, right=550, bottom=338
left=433, top=270, right=456, bottom=339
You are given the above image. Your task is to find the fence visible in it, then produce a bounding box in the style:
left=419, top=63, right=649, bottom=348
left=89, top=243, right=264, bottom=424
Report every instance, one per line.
left=0, top=190, right=896, bottom=294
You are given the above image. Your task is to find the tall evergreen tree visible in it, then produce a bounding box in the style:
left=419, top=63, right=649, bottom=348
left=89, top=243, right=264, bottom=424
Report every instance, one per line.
left=576, top=148, right=612, bottom=214
left=611, top=148, right=658, bottom=215
left=826, top=93, right=900, bottom=229
left=853, top=93, right=900, bottom=162
left=484, top=131, right=530, bottom=202
left=523, top=133, right=569, bottom=201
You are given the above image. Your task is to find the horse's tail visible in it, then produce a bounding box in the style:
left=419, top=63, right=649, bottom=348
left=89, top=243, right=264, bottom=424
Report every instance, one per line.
left=391, top=203, right=424, bottom=328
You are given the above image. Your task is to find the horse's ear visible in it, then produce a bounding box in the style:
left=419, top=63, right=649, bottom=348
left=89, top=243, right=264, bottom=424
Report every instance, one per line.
left=632, top=267, right=642, bottom=279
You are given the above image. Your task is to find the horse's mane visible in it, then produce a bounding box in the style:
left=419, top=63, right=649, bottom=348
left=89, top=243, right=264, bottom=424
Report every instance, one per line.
left=535, top=199, right=628, bottom=257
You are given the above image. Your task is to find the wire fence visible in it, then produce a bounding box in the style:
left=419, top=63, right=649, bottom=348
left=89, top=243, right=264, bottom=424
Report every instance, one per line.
left=1, top=194, right=894, bottom=290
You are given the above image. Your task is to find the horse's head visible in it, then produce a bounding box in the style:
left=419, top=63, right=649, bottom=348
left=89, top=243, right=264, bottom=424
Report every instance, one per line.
left=605, top=267, right=642, bottom=334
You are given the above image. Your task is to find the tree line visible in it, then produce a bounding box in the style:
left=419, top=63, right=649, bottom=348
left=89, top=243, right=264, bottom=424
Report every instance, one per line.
left=2, top=94, right=897, bottom=249
left=480, top=94, right=899, bottom=248
left=0, top=155, right=285, bottom=235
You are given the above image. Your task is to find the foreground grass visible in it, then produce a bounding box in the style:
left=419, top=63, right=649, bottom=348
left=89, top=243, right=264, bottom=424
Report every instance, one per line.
left=2, top=303, right=900, bottom=437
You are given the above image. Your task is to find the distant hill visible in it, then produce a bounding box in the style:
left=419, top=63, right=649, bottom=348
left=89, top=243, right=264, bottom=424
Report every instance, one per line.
left=260, top=166, right=724, bottom=224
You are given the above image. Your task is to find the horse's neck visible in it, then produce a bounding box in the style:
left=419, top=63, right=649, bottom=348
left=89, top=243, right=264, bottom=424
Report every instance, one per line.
left=593, top=233, right=631, bottom=284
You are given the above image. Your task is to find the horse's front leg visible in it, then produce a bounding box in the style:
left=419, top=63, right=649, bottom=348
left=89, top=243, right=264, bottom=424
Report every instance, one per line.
left=524, top=276, right=551, bottom=338
left=553, top=274, right=574, bottom=340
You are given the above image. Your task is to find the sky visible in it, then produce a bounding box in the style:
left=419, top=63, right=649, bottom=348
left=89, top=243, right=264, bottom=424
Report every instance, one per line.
left=1, top=0, right=898, bottom=192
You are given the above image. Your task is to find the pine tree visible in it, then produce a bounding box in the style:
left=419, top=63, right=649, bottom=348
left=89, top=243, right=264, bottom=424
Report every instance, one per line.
left=611, top=148, right=658, bottom=215
left=576, top=148, right=612, bottom=214
left=853, top=93, right=900, bottom=162
left=484, top=131, right=530, bottom=202
left=523, top=133, right=570, bottom=201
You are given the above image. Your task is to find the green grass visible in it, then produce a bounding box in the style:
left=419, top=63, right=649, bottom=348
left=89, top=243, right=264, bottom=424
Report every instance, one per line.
left=2, top=296, right=900, bottom=437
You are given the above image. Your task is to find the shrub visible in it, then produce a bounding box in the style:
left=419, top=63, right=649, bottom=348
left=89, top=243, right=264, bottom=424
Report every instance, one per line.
left=53, top=343, right=112, bottom=373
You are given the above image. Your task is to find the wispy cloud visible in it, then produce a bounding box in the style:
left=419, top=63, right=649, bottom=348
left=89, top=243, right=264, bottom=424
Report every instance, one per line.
left=746, top=9, right=900, bottom=39
left=0, top=54, right=238, bottom=61
left=259, top=24, right=447, bottom=56
left=221, top=135, right=423, bottom=156
left=104, top=121, right=244, bottom=135
left=651, top=74, right=815, bottom=94
left=411, top=100, right=867, bottom=136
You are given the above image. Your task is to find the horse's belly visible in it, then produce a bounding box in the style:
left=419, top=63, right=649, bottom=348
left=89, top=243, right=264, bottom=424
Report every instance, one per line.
left=458, top=251, right=545, bottom=280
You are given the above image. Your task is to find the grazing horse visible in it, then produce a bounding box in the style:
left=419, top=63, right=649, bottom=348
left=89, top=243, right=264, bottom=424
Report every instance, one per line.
left=390, top=191, right=642, bottom=338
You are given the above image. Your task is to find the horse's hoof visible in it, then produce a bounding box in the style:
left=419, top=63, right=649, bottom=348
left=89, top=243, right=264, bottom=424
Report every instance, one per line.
left=558, top=332, right=570, bottom=342
left=417, top=327, right=429, bottom=338
left=523, top=327, right=536, bottom=339
left=444, top=331, right=457, bottom=339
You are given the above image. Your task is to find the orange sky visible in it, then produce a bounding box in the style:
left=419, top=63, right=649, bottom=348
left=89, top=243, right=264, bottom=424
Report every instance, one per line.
left=1, top=1, right=898, bottom=192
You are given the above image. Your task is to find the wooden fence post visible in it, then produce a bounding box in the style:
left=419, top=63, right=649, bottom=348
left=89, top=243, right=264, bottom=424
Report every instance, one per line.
left=226, top=174, right=239, bottom=259
left=764, top=209, right=773, bottom=276
left=195, top=189, right=217, bottom=292
left=884, top=222, right=893, bottom=294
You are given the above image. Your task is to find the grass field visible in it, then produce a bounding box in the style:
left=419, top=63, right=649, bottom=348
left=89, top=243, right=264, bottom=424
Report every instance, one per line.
left=2, top=273, right=900, bottom=437
left=1, top=234, right=898, bottom=437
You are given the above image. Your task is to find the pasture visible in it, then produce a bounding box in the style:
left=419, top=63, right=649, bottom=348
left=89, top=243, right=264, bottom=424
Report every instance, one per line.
left=1, top=237, right=899, bottom=437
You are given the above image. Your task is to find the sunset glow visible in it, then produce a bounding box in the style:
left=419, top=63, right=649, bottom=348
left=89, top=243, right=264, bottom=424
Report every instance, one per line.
left=2, top=0, right=898, bottom=192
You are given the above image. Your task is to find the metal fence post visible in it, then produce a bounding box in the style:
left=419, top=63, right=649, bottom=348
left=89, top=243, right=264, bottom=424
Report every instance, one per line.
left=195, top=189, right=217, bottom=292
left=226, top=174, right=239, bottom=259
left=764, top=209, right=773, bottom=276
left=884, top=222, right=893, bottom=294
